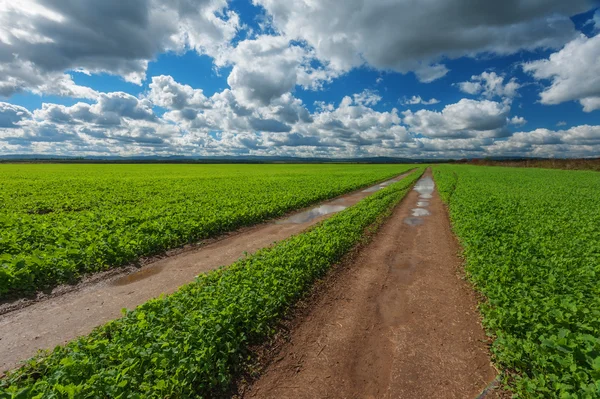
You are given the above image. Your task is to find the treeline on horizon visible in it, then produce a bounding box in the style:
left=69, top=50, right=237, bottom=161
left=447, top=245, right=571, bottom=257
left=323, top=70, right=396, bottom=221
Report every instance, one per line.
left=0, top=156, right=599, bottom=170
left=457, top=157, right=600, bottom=171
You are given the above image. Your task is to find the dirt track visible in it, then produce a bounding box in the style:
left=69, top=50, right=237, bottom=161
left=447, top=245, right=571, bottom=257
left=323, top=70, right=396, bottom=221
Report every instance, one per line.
left=246, top=171, right=497, bottom=399
left=0, top=172, right=411, bottom=374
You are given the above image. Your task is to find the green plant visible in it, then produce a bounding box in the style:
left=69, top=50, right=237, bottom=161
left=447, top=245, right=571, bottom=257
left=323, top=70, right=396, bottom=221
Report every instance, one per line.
left=434, top=165, right=600, bottom=398
left=0, top=164, right=414, bottom=298
left=0, top=167, right=424, bottom=398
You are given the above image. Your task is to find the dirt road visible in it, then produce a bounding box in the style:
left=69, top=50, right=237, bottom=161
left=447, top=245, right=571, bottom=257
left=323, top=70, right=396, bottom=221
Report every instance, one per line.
left=247, top=171, right=497, bottom=398
left=0, top=172, right=411, bottom=374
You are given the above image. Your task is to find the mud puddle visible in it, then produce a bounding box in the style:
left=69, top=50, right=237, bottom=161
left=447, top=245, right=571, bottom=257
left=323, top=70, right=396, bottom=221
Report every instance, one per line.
left=277, top=174, right=408, bottom=224
left=112, top=264, right=165, bottom=286
left=404, top=176, right=435, bottom=226
left=277, top=205, right=346, bottom=224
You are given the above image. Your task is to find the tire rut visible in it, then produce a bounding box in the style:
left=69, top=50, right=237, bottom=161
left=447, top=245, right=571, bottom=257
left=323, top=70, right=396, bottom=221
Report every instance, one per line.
left=246, top=170, right=498, bottom=399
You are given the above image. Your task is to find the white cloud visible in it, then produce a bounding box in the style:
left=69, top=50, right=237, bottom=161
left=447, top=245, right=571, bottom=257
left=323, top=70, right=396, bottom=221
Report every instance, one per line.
left=523, top=33, right=600, bottom=112
left=353, top=89, right=382, bottom=106
left=509, top=115, right=527, bottom=126
left=0, top=61, right=99, bottom=99
left=214, top=35, right=339, bottom=107
left=147, top=75, right=210, bottom=111
left=402, top=96, right=440, bottom=105
left=402, top=99, right=512, bottom=139
left=0, top=0, right=240, bottom=96
left=414, top=64, right=449, bottom=83
left=254, top=0, right=589, bottom=82
left=487, top=125, right=600, bottom=157
left=0, top=103, right=32, bottom=127
left=32, top=92, right=157, bottom=127
left=458, top=71, right=520, bottom=99
left=591, top=10, right=600, bottom=31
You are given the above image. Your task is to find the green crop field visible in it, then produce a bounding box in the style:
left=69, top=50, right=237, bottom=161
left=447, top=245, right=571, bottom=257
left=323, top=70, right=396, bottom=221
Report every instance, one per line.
left=0, top=164, right=413, bottom=298
left=434, top=165, right=600, bottom=398
left=0, top=167, right=424, bottom=398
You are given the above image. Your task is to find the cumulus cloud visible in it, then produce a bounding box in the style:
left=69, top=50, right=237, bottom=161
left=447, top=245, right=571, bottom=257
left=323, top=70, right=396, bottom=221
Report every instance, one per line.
left=524, top=33, right=600, bottom=112
left=0, top=103, right=32, bottom=127
left=222, top=36, right=304, bottom=106
left=254, top=0, right=590, bottom=82
left=32, top=92, right=156, bottom=127
left=353, top=89, right=382, bottom=106
left=458, top=71, right=521, bottom=100
left=402, top=96, right=440, bottom=106
left=214, top=35, right=340, bottom=107
left=147, top=75, right=210, bottom=111
left=591, top=10, right=600, bottom=31
left=0, top=61, right=99, bottom=99
left=509, top=116, right=527, bottom=126
left=0, top=0, right=239, bottom=96
left=1, top=78, right=419, bottom=157
left=487, top=125, right=600, bottom=157
left=3, top=66, right=600, bottom=159
left=402, top=99, right=512, bottom=139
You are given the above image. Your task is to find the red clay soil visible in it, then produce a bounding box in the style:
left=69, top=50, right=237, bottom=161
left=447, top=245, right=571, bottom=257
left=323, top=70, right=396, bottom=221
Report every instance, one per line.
left=246, top=171, right=498, bottom=399
left=0, top=172, right=411, bottom=375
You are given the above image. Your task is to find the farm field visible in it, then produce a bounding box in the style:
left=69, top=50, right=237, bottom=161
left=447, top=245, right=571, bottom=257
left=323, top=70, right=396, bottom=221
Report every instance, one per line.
left=434, top=165, right=600, bottom=397
left=0, top=167, right=425, bottom=397
left=1, top=163, right=598, bottom=399
left=0, top=164, right=413, bottom=298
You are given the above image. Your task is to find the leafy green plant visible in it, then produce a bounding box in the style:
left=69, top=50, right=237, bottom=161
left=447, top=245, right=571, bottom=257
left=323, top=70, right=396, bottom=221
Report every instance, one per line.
left=0, top=164, right=414, bottom=298
left=0, top=167, right=424, bottom=398
left=434, top=165, right=600, bottom=398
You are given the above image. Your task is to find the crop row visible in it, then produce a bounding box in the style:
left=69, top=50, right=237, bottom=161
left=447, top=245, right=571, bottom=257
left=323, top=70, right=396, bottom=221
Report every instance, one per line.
left=433, top=165, right=600, bottom=398
left=0, top=167, right=424, bottom=398
left=0, top=164, right=413, bottom=298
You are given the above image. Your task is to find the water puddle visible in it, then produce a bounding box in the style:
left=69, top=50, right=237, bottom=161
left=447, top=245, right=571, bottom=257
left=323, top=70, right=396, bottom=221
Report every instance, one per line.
left=413, top=176, right=434, bottom=199
left=405, top=175, right=435, bottom=226
left=277, top=204, right=347, bottom=224
left=361, top=186, right=383, bottom=193
left=411, top=208, right=431, bottom=217
left=361, top=176, right=403, bottom=193
left=403, top=217, right=424, bottom=226
left=279, top=174, right=408, bottom=224
left=111, top=265, right=165, bottom=286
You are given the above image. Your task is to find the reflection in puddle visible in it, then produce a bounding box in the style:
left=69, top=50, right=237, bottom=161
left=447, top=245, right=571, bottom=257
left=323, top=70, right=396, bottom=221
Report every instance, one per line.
left=412, top=208, right=431, bottom=217
left=403, top=217, right=424, bottom=226
left=405, top=175, right=435, bottom=226
left=280, top=174, right=408, bottom=224
left=414, top=177, right=434, bottom=199
left=361, top=176, right=403, bottom=193
left=112, top=265, right=165, bottom=286
left=278, top=204, right=347, bottom=224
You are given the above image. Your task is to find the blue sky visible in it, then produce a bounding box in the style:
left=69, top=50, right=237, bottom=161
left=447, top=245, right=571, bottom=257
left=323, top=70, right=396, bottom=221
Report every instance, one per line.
left=0, top=0, right=600, bottom=158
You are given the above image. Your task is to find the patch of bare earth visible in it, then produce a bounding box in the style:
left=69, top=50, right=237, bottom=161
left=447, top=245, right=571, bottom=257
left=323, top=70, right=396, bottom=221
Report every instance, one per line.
left=245, top=170, right=500, bottom=399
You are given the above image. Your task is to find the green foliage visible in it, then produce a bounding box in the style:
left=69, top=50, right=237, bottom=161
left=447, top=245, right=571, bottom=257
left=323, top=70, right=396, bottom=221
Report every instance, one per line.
left=434, top=165, right=600, bottom=398
left=0, top=167, right=424, bottom=398
left=0, top=164, right=414, bottom=298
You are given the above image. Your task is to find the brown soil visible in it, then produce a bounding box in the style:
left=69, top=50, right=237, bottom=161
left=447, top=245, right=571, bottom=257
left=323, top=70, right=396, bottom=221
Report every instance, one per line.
left=245, top=171, right=499, bottom=399
left=0, top=172, right=411, bottom=375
